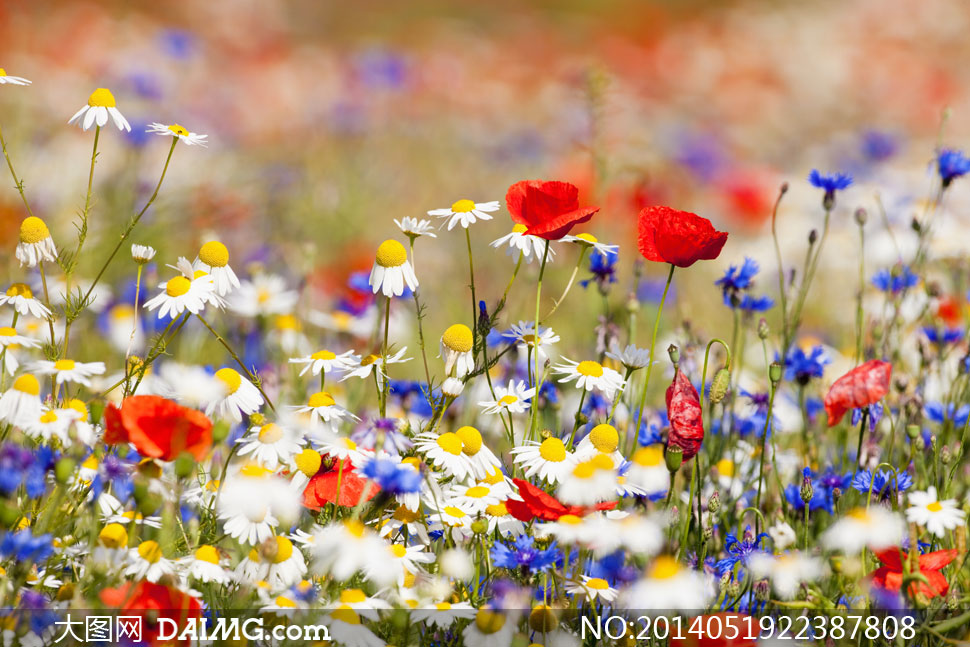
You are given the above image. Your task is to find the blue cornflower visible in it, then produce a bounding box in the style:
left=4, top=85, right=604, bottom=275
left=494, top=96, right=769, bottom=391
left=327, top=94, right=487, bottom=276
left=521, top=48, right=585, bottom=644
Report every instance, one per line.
left=851, top=469, right=912, bottom=501
left=737, top=294, right=774, bottom=311
left=588, top=551, right=639, bottom=586
left=637, top=410, right=667, bottom=446
left=716, top=258, right=774, bottom=312
left=491, top=534, right=560, bottom=574
left=808, top=169, right=853, bottom=193
left=0, top=530, right=54, bottom=562
left=937, top=148, right=970, bottom=186
left=861, top=131, right=897, bottom=163
left=715, top=527, right=770, bottom=576
left=351, top=419, right=412, bottom=454
left=782, top=345, right=830, bottom=384
left=922, top=326, right=963, bottom=346
left=925, top=402, right=970, bottom=427
left=580, top=248, right=618, bottom=291
left=871, top=266, right=919, bottom=295
left=784, top=467, right=851, bottom=515
left=361, top=458, right=423, bottom=494
left=851, top=403, right=883, bottom=431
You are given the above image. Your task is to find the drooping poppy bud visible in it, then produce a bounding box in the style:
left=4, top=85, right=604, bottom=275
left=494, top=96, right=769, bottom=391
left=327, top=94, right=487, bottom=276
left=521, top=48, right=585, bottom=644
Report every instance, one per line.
left=823, top=360, right=892, bottom=427
left=666, top=368, right=704, bottom=461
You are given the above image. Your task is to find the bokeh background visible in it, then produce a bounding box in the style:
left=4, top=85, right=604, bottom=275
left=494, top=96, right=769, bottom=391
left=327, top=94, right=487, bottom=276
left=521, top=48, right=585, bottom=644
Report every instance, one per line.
left=2, top=0, right=970, bottom=360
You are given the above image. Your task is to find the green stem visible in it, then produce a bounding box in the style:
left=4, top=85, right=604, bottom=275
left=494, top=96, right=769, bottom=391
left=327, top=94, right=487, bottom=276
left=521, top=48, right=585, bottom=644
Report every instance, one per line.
left=633, top=264, right=675, bottom=442
left=542, top=247, right=587, bottom=322
left=196, top=313, right=276, bottom=412
left=465, top=228, right=478, bottom=353
left=380, top=296, right=391, bottom=417
left=676, top=457, right=697, bottom=560
left=527, top=242, right=550, bottom=440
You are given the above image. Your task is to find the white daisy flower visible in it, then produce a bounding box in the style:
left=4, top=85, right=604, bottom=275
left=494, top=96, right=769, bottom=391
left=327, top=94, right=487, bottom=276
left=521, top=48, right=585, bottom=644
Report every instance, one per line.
left=124, top=540, right=176, bottom=582
left=625, top=445, right=670, bottom=496
left=236, top=421, right=304, bottom=470
left=30, top=359, right=105, bottom=387
left=147, top=122, right=208, bottom=146
left=562, top=232, right=619, bottom=257
left=0, top=374, right=44, bottom=427
left=428, top=199, right=500, bottom=231
left=0, top=283, right=51, bottom=319
left=143, top=269, right=215, bottom=319
left=0, top=326, right=40, bottom=376
left=905, top=487, right=966, bottom=538
left=441, top=377, right=465, bottom=398
left=552, top=357, right=625, bottom=399
left=15, top=217, right=57, bottom=267
left=194, top=241, right=240, bottom=296
left=412, top=601, right=477, bottom=625
left=311, top=520, right=399, bottom=587
left=510, top=437, right=575, bottom=484
left=446, top=481, right=502, bottom=514
left=572, top=423, right=623, bottom=463
left=179, top=545, right=232, bottom=584
left=439, top=323, right=475, bottom=377
left=68, top=88, right=131, bottom=132
left=452, top=425, right=502, bottom=481
left=0, top=69, right=31, bottom=85
left=228, top=274, right=299, bottom=317
left=748, top=552, right=823, bottom=600
left=605, top=341, right=654, bottom=371
left=131, top=244, right=156, bottom=264
left=621, top=556, right=713, bottom=611
left=218, top=472, right=295, bottom=546
left=155, top=362, right=224, bottom=409
left=502, top=322, right=560, bottom=362
left=206, top=367, right=263, bottom=422
left=292, top=391, right=360, bottom=434
left=315, top=436, right=370, bottom=467
left=23, top=407, right=80, bottom=445
left=479, top=379, right=535, bottom=415
left=395, top=216, right=437, bottom=239
left=463, top=609, right=517, bottom=647
left=821, top=506, right=904, bottom=553
left=341, top=347, right=411, bottom=388
left=483, top=501, right=526, bottom=536
left=413, top=431, right=477, bottom=481
left=566, top=575, right=619, bottom=602
left=491, top=224, right=555, bottom=263
left=238, top=536, right=307, bottom=589
left=369, top=239, right=418, bottom=297
left=768, top=521, right=797, bottom=551
left=329, top=588, right=392, bottom=619
left=589, top=512, right=665, bottom=557
left=327, top=607, right=386, bottom=647
left=557, top=456, right=618, bottom=506
left=289, top=349, right=357, bottom=378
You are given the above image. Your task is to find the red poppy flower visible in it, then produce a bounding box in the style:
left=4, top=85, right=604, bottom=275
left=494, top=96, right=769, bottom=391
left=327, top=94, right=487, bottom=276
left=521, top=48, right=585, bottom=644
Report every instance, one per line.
left=823, top=359, right=892, bottom=426
left=302, top=458, right=379, bottom=509
left=505, top=478, right=616, bottom=522
left=505, top=180, right=600, bottom=240
left=103, top=395, right=213, bottom=462
left=666, top=368, right=705, bottom=461
left=670, top=613, right=758, bottom=647
left=100, top=580, right=201, bottom=647
left=871, top=547, right=956, bottom=599
left=637, top=205, right=729, bottom=267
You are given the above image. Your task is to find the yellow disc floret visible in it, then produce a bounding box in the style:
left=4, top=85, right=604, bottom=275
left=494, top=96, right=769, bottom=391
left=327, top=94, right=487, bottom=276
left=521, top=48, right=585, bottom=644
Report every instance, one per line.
left=451, top=199, right=476, bottom=213
left=19, top=217, right=50, bottom=244
left=13, top=374, right=39, bottom=396
left=168, top=124, right=189, bottom=137
left=215, top=367, right=242, bottom=394
left=441, top=324, right=473, bottom=353
left=308, top=391, right=335, bottom=408
left=54, top=359, right=75, bottom=371
left=98, top=523, right=128, bottom=549
left=137, top=540, right=163, bottom=564
left=311, top=350, right=337, bottom=360
left=538, top=437, right=567, bottom=462
left=455, top=425, right=482, bottom=455
left=588, top=423, right=619, bottom=453
left=294, top=449, right=322, bottom=477
left=195, top=545, right=220, bottom=564
left=165, top=276, right=191, bottom=297
left=87, top=88, right=117, bottom=108
left=576, top=360, right=604, bottom=377
left=258, top=423, right=283, bottom=444
left=436, top=432, right=463, bottom=456
left=632, top=445, right=664, bottom=467
left=270, top=536, right=293, bottom=564
left=6, top=283, right=33, bottom=298
left=648, top=555, right=681, bottom=580
left=199, top=241, right=230, bottom=268
left=512, top=223, right=528, bottom=234
left=375, top=240, right=408, bottom=268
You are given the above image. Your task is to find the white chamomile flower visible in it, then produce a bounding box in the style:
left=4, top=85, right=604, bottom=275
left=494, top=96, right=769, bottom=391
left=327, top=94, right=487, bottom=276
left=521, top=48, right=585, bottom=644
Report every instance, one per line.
left=446, top=481, right=502, bottom=513
left=240, top=536, right=308, bottom=589
left=502, top=322, right=560, bottom=362
left=369, top=239, right=418, bottom=297
left=228, top=274, right=299, bottom=317
left=510, top=436, right=575, bottom=484
left=341, top=347, right=411, bottom=388
left=24, top=407, right=80, bottom=444
left=821, top=507, right=904, bottom=553
left=441, top=377, right=465, bottom=398
left=395, top=216, right=437, bottom=239
left=553, top=357, right=625, bottom=399
left=315, top=436, right=370, bottom=467
left=206, top=367, right=264, bottom=422
left=15, top=217, right=57, bottom=267
left=479, top=379, right=535, bottom=415
left=147, top=122, right=208, bottom=146
left=289, top=349, right=357, bottom=378
left=327, top=607, right=386, bottom=647
left=194, top=241, right=240, bottom=296
left=0, top=69, right=31, bottom=85
left=68, top=88, right=131, bottom=131
left=236, top=421, right=304, bottom=469
left=566, top=575, right=619, bottom=602
left=490, top=223, right=556, bottom=263
left=413, top=431, right=477, bottom=481
left=0, top=283, right=51, bottom=319
left=124, top=540, right=176, bottom=582
left=413, top=601, right=477, bottom=625
left=428, top=199, right=500, bottom=231
left=452, top=425, right=502, bottom=481
left=768, top=521, right=797, bottom=551
left=131, top=244, right=156, bottom=264
left=179, top=545, right=232, bottom=584
left=621, top=556, right=713, bottom=611
left=605, top=341, right=653, bottom=371
left=440, top=324, right=475, bottom=377
left=330, top=588, right=392, bottom=619
left=905, top=487, right=966, bottom=538
left=311, top=520, right=399, bottom=587
left=557, top=456, right=618, bottom=506
left=428, top=503, right=476, bottom=539
left=292, top=391, right=360, bottom=435
left=748, top=552, right=823, bottom=600
left=463, top=609, right=517, bottom=647
left=562, top=232, right=619, bottom=257
left=30, top=358, right=105, bottom=387
left=155, top=362, right=224, bottom=409
left=218, top=470, right=301, bottom=545
left=144, top=267, right=215, bottom=319
left=573, top=423, right=623, bottom=464
left=625, top=445, right=670, bottom=495
left=0, top=326, right=40, bottom=375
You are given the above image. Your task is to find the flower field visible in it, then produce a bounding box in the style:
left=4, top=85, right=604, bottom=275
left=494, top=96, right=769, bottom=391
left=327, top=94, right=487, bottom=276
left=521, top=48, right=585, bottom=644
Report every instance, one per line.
left=1, top=1, right=970, bottom=646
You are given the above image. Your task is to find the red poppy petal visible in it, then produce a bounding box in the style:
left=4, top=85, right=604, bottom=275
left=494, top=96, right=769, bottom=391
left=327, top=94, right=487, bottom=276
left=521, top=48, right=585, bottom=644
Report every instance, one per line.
left=654, top=208, right=729, bottom=267
left=666, top=369, right=704, bottom=460
left=920, top=569, right=950, bottom=598
left=303, top=460, right=379, bottom=509
left=823, top=360, right=892, bottom=426
left=637, top=206, right=666, bottom=263
left=873, top=547, right=904, bottom=570
left=524, top=206, right=599, bottom=240
left=918, top=549, right=957, bottom=572
left=512, top=478, right=569, bottom=520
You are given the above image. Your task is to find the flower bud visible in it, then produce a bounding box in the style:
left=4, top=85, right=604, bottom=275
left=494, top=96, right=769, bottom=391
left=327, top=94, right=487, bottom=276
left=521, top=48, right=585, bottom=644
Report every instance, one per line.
left=808, top=229, right=818, bottom=245
left=769, top=362, right=783, bottom=384
left=822, top=191, right=835, bottom=211
left=854, top=208, right=868, bottom=227
left=211, top=420, right=231, bottom=443
left=708, top=490, right=720, bottom=514
left=832, top=487, right=842, bottom=504
left=915, top=434, right=926, bottom=451
left=54, top=458, right=76, bottom=484
left=906, top=424, right=920, bottom=440
left=941, top=445, right=952, bottom=465
left=174, top=452, right=195, bottom=480
left=757, top=318, right=769, bottom=340
left=709, top=368, right=730, bottom=404
left=800, top=475, right=814, bottom=504
left=702, top=524, right=713, bottom=543
left=754, top=579, right=771, bottom=602
left=665, top=444, right=683, bottom=473
left=471, top=519, right=488, bottom=535
left=528, top=605, right=558, bottom=633
left=625, top=294, right=639, bottom=315
left=667, top=344, right=680, bottom=366
left=138, top=493, right=162, bottom=517
left=911, top=217, right=921, bottom=233
left=249, top=413, right=267, bottom=427
left=930, top=434, right=938, bottom=451
left=780, top=181, right=789, bottom=194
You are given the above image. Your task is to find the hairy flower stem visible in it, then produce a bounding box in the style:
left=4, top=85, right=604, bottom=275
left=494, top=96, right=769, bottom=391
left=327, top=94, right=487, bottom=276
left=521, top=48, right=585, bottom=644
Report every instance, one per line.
left=855, top=221, right=866, bottom=363
left=464, top=228, right=478, bottom=352
left=0, top=123, right=36, bottom=219
left=64, top=126, right=101, bottom=323
left=542, top=247, right=587, bottom=322
left=125, top=265, right=144, bottom=361
left=676, top=457, right=697, bottom=561
left=408, top=240, right=433, bottom=393
left=197, top=313, right=276, bottom=412
left=380, top=296, right=391, bottom=417
left=633, top=264, right=675, bottom=441
left=528, top=242, right=550, bottom=440
left=754, top=380, right=778, bottom=528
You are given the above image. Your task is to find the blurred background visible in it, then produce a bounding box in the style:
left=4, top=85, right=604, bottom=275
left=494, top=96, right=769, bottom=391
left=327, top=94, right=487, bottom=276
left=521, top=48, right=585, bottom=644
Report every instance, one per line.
left=1, top=0, right=969, bottom=360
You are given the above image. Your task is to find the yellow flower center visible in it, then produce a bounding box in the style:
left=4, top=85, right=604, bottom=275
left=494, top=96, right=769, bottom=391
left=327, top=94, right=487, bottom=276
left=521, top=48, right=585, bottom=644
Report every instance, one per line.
left=258, top=423, right=283, bottom=444
left=19, top=217, right=50, bottom=244
left=39, top=410, right=58, bottom=424
left=137, top=540, right=163, bottom=564
left=344, top=520, right=366, bottom=538
left=341, top=589, right=367, bottom=603
left=294, top=449, right=322, bottom=477
left=927, top=501, right=943, bottom=512
left=455, top=425, right=482, bottom=455
left=54, top=359, right=75, bottom=371
left=846, top=507, right=870, bottom=522
left=499, top=394, right=518, bottom=406
left=165, top=276, right=191, bottom=297
left=0, top=69, right=5, bottom=76
left=590, top=453, right=614, bottom=470
left=0, top=328, right=14, bottom=337
left=486, top=502, right=508, bottom=517
left=576, top=360, right=604, bottom=377
left=88, top=88, right=117, bottom=107
left=13, top=374, right=39, bottom=396
left=6, top=283, right=33, bottom=298
left=271, top=536, right=294, bottom=564
left=451, top=199, right=476, bottom=213
left=360, top=354, right=382, bottom=367
left=632, top=445, right=664, bottom=467
left=111, top=304, right=135, bottom=321
left=375, top=239, right=408, bottom=267
left=199, top=240, right=229, bottom=267
left=275, top=314, right=299, bottom=330
left=275, top=596, right=297, bottom=608
left=558, top=514, right=582, bottom=525
left=483, top=467, right=505, bottom=484
left=585, top=577, right=609, bottom=590
left=239, top=464, right=273, bottom=478
left=512, top=223, right=528, bottom=234
left=390, top=545, right=407, bottom=558
left=82, top=455, right=98, bottom=470
left=716, top=458, right=735, bottom=477
left=588, top=424, right=619, bottom=453
left=465, top=486, right=489, bottom=498
left=475, top=609, right=506, bottom=634
left=195, top=545, right=220, bottom=564
left=649, top=556, right=681, bottom=580
left=311, top=350, right=337, bottom=361
left=572, top=461, right=596, bottom=479
left=436, top=432, right=463, bottom=456
left=443, top=506, right=467, bottom=519
left=402, top=456, right=422, bottom=470
left=442, top=324, right=473, bottom=352
left=168, top=124, right=189, bottom=137
left=69, top=400, right=90, bottom=422
left=331, top=606, right=361, bottom=625
left=435, top=601, right=453, bottom=610
left=98, top=523, right=128, bottom=549
left=538, top=437, right=567, bottom=462
left=393, top=505, right=420, bottom=523
left=308, top=391, right=335, bottom=408
left=574, top=233, right=599, bottom=244
left=215, top=367, right=242, bottom=394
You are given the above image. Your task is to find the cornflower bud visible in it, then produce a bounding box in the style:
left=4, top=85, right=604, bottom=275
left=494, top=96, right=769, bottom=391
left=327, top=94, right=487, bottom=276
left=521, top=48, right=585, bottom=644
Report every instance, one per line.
left=708, top=490, right=720, bottom=514
left=808, top=229, right=818, bottom=245
left=757, top=318, right=770, bottom=340
left=854, top=208, right=868, bottom=227
left=800, top=474, right=814, bottom=504
left=754, top=579, right=771, bottom=602
left=906, top=424, right=920, bottom=440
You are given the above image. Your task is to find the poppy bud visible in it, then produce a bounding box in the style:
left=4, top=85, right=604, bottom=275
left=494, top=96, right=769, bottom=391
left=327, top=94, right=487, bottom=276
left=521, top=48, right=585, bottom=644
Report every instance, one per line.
left=757, top=318, right=769, bottom=340
left=769, top=362, right=783, bottom=384
left=854, top=208, right=868, bottom=226
left=808, top=229, right=818, bottom=245
left=708, top=490, right=720, bottom=514
left=137, top=460, right=162, bottom=480
left=211, top=420, right=231, bottom=443
left=667, top=344, right=680, bottom=366
left=54, top=458, right=76, bottom=484
left=710, top=368, right=730, bottom=404
left=89, top=400, right=104, bottom=425
left=174, top=452, right=195, bottom=480
left=132, top=481, right=149, bottom=504
left=471, top=519, right=488, bottom=535
left=665, top=444, right=683, bottom=473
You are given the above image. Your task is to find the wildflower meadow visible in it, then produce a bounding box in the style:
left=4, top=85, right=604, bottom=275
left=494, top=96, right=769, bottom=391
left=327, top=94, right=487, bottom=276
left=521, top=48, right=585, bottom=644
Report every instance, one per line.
left=1, top=2, right=970, bottom=646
